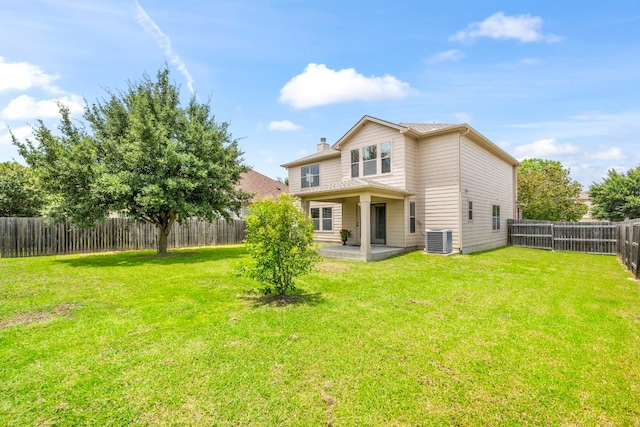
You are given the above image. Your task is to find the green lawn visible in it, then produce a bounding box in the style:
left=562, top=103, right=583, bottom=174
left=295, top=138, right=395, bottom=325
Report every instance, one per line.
left=1, top=246, right=639, bottom=426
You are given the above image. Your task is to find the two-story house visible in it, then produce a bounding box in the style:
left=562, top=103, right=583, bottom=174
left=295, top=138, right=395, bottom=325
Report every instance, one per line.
left=281, top=116, right=519, bottom=261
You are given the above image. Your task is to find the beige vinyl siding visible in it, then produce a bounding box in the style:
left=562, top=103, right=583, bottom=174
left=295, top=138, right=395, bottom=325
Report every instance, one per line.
left=383, top=199, right=404, bottom=247
left=340, top=122, right=407, bottom=188
left=404, top=138, right=420, bottom=247
left=310, top=201, right=342, bottom=243
left=405, top=197, right=420, bottom=247
left=341, top=201, right=358, bottom=245
left=320, top=157, right=342, bottom=186
left=404, top=137, right=418, bottom=191
left=288, top=157, right=341, bottom=193
left=288, top=166, right=302, bottom=193
left=416, top=133, right=461, bottom=250
left=460, top=135, right=515, bottom=253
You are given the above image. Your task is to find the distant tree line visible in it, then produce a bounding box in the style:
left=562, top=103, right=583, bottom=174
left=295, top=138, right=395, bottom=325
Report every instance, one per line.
left=517, top=158, right=639, bottom=222
left=590, top=166, right=640, bottom=221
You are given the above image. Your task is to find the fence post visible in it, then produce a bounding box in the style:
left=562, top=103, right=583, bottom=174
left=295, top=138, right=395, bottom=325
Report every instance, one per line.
left=631, top=224, right=640, bottom=279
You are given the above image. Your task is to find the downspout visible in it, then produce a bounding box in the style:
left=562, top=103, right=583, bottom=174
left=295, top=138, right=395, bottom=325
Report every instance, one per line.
left=513, top=164, right=519, bottom=219
left=458, top=126, right=470, bottom=253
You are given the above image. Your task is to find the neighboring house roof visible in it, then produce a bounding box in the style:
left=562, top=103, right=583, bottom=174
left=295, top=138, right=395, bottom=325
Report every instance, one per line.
left=238, top=169, right=288, bottom=200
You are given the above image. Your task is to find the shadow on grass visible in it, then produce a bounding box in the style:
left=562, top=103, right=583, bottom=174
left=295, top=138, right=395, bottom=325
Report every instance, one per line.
left=466, top=246, right=514, bottom=256
left=240, top=291, right=326, bottom=308
left=54, top=245, right=247, bottom=268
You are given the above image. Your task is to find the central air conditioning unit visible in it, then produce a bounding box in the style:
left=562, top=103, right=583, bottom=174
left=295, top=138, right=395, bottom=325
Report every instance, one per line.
left=426, top=229, right=453, bottom=254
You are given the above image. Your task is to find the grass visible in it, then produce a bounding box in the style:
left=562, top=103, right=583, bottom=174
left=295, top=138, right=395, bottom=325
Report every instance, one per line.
left=1, top=245, right=639, bottom=426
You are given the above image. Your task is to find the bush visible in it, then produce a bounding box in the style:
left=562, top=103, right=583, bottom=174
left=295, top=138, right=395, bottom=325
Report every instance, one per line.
left=242, top=194, right=318, bottom=295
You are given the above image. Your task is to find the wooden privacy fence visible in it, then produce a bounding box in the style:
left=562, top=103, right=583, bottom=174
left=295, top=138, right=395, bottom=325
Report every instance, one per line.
left=0, top=217, right=246, bottom=258
left=508, top=218, right=640, bottom=279
left=508, top=219, right=618, bottom=255
left=618, top=219, right=640, bottom=279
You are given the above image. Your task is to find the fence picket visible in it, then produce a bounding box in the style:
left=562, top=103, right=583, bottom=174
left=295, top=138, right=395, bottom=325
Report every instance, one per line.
left=508, top=218, right=640, bottom=278
left=0, top=217, right=246, bottom=258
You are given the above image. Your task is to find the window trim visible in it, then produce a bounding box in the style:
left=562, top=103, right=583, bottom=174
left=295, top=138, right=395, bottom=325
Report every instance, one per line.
left=492, top=205, right=500, bottom=231
left=350, top=149, right=359, bottom=178
left=362, top=144, right=377, bottom=176
left=301, top=163, right=320, bottom=188
left=381, top=142, right=391, bottom=174
left=350, top=142, right=392, bottom=178
left=311, top=206, right=333, bottom=231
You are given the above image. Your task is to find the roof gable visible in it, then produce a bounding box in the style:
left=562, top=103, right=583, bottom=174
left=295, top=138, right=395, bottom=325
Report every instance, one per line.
left=332, top=115, right=409, bottom=150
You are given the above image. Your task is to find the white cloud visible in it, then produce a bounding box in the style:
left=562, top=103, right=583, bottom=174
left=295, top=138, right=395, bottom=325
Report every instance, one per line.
left=514, top=138, right=579, bottom=158
left=268, top=120, right=302, bottom=132
left=0, top=57, right=62, bottom=94
left=134, top=1, right=195, bottom=94
left=0, top=94, right=85, bottom=120
left=450, top=12, right=560, bottom=43
left=279, top=63, right=412, bottom=109
left=427, top=49, right=465, bottom=64
left=583, top=147, right=626, bottom=161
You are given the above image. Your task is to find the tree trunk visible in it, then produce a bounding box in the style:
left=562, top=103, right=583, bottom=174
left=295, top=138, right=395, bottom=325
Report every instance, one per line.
left=158, top=227, right=170, bottom=256
left=156, top=212, right=176, bottom=256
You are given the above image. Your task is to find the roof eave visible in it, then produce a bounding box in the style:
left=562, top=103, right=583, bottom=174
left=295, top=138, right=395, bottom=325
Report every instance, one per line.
left=414, top=123, right=519, bottom=166
left=291, top=184, right=414, bottom=201
left=280, top=151, right=341, bottom=168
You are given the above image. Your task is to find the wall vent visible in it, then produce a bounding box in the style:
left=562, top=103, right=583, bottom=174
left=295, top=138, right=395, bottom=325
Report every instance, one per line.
left=426, top=229, right=453, bottom=254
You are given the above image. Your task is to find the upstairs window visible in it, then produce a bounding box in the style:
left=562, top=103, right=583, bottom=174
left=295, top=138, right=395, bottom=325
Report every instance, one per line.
left=350, top=142, right=392, bottom=178
left=468, top=201, right=473, bottom=221
left=301, top=164, right=319, bottom=188
left=363, top=145, right=377, bottom=176
left=351, top=149, right=359, bottom=178
left=381, top=142, right=391, bottom=174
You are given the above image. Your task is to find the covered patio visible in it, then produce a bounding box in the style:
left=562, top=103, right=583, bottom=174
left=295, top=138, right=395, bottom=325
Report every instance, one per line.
left=297, top=178, right=416, bottom=261
left=319, top=244, right=419, bottom=262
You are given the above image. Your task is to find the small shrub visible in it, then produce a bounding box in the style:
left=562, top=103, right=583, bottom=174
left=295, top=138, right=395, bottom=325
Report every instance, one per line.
left=241, top=194, right=318, bottom=295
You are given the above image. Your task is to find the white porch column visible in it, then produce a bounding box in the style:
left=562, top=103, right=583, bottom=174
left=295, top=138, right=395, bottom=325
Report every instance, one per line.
left=359, top=194, right=371, bottom=260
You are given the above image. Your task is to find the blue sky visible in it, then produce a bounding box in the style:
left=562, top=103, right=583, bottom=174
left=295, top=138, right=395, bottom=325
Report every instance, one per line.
left=1, top=1, right=639, bottom=188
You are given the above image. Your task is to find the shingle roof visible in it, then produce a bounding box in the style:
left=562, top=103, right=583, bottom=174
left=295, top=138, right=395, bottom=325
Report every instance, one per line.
left=399, top=123, right=458, bottom=133
left=280, top=148, right=340, bottom=168
left=238, top=170, right=288, bottom=200
left=294, top=178, right=413, bottom=196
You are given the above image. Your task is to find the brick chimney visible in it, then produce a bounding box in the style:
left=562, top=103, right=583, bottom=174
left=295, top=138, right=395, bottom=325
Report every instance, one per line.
left=317, top=137, right=330, bottom=152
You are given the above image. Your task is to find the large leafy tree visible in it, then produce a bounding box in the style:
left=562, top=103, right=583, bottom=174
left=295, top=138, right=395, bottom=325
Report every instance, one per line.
left=14, top=66, right=250, bottom=255
left=590, top=166, right=640, bottom=221
left=242, top=194, right=318, bottom=296
left=517, top=158, right=587, bottom=221
left=0, top=161, right=45, bottom=217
